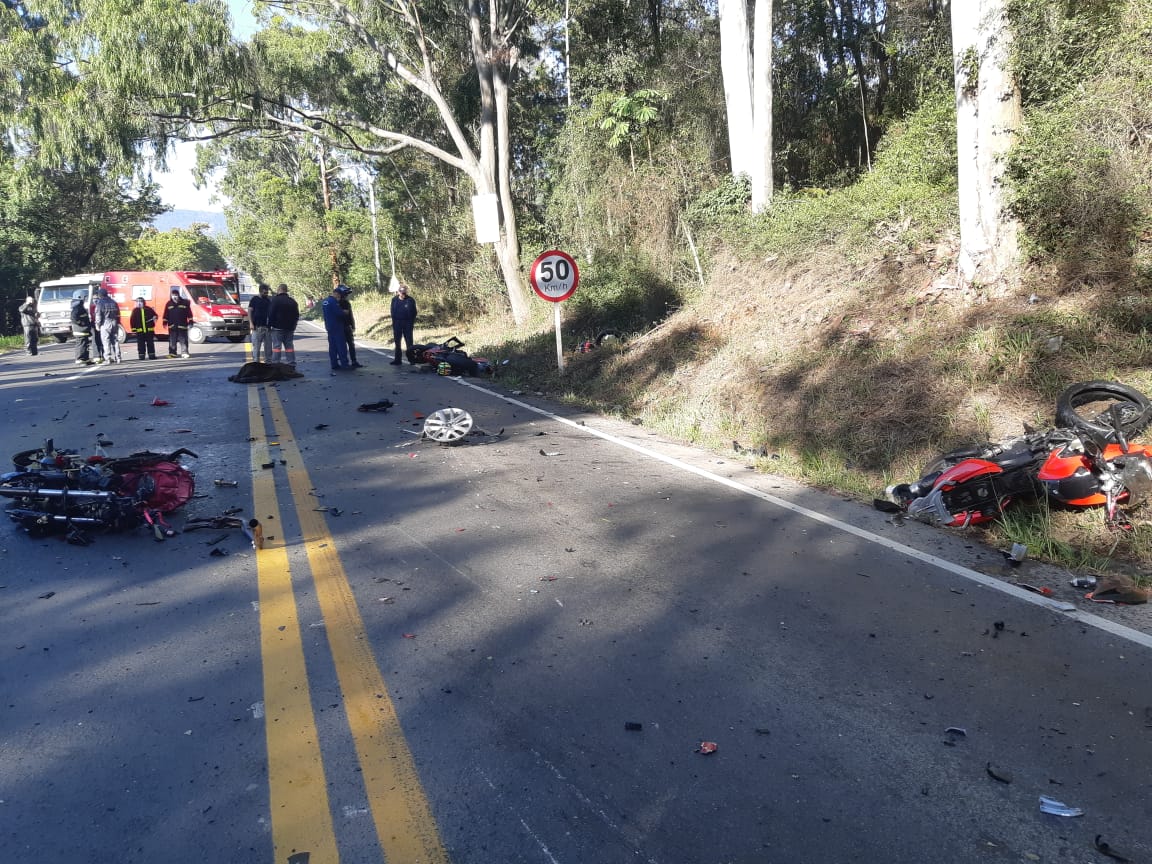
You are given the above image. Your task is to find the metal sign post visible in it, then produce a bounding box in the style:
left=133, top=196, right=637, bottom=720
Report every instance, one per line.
left=554, top=304, right=564, bottom=371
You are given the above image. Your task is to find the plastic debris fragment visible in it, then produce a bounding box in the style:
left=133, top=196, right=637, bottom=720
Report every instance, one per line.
left=1001, top=543, right=1027, bottom=566
left=1039, top=796, right=1083, bottom=817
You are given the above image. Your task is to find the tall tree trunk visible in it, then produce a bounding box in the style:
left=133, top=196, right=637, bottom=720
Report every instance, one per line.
left=492, top=46, right=527, bottom=323
left=469, top=0, right=529, bottom=322
left=951, top=0, right=1021, bottom=285
left=750, top=0, right=773, bottom=212
left=840, top=0, right=872, bottom=168
left=648, top=0, right=663, bottom=61
left=718, top=0, right=754, bottom=179
left=720, top=0, right=773, bottom=210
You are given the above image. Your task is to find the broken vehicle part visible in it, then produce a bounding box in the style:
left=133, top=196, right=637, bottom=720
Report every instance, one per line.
left=423, top=408, right=474, bottom=443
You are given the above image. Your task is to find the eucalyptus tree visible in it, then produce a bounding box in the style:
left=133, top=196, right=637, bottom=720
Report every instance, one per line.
left=951, top=0, right=1020, bottom=284
left=1, top=0, right=542, bottom=324
left=717, top=0, right=773, bottom=211
left=230, top=0, right=538, bottom=322
left=0, top=0, right=169, bottom=286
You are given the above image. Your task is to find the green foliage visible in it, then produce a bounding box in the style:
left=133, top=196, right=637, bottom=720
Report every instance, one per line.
left=562, top=252, right=682, bottom=339
left=1005, top=0, right=1152, bottom=281
left=0, top=153, right=164, bottom=280
left=772, top=0, right=951, bottom=186
left=684, top=175, right=751, bottom=226
left=597, top=89, right=667, bottom=165
left=1007, top=0, right=1129, bottom=105
left=689, top=88, right=958, bottom=259
left=129, top=225, right=226, bottom=271
left=1, top=0, right=243, bottom=173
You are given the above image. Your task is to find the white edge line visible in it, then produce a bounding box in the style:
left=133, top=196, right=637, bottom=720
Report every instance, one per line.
left=455, top=379, right=1152, bottom=654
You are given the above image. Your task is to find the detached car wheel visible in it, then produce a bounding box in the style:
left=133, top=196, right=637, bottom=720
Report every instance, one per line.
left=423, top=408, right=473, bottom=443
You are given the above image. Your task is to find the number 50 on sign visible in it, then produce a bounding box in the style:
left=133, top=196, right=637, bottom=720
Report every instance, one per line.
left=530, top=250, right=580, bottom=302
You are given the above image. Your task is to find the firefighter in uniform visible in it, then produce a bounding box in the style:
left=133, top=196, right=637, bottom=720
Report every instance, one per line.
left=70, top=291, right=94, bottom=364
left=130, top=296, right=158, bottom=359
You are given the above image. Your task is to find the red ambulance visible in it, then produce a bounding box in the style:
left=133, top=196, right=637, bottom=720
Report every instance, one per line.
left=101, top=271, right=250, bottom=344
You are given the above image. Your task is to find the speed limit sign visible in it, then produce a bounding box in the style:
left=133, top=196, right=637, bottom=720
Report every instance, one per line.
left=529, top=250, right=580, bottom=302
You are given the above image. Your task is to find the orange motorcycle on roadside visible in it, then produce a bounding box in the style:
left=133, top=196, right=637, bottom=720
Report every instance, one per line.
left=883, top=381, right=1152, bottom=530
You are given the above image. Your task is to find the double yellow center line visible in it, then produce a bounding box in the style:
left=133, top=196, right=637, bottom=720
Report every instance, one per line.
left=247, top=384, right=448, bottom=863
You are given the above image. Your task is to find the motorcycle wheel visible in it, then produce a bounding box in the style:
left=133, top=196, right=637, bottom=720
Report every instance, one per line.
left=12, top=449, right=42, bottom=469
left=1055, top=381, right=1152, bottom=437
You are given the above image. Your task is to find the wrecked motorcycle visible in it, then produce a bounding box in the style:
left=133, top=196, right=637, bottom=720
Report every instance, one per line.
left=408, top=336, right=493, bottom=376
left=1, top=439, right=196, bottom=542
left=884, top=381, right=1152, bottom=530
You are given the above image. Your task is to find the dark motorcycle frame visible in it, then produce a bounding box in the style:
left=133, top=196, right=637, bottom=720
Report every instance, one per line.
left=1, top=441, right=197, bottom=542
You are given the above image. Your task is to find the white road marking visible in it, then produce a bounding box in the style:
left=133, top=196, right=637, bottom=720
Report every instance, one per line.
left=455, top=379, right=1152, bottom=653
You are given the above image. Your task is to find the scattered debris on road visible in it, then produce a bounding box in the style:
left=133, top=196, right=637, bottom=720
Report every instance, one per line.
left=986, top=763, right=1013, bottom=784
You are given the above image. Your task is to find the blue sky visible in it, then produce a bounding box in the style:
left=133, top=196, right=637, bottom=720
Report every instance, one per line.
left=151, top=0, right=259, bottom=212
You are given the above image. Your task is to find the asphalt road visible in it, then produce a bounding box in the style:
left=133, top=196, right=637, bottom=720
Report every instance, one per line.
left=2, top=328, right=1151, bottom=864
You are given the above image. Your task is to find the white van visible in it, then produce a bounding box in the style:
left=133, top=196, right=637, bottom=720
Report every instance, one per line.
left=36, top=273, right=104, bottom=342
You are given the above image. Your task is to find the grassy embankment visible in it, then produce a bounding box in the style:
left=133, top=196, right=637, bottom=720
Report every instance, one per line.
left=354, top=97, right=1152, bottom=580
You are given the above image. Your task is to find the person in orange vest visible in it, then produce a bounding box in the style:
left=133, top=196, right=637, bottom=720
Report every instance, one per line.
left=130, top=296, right=158, bottom=360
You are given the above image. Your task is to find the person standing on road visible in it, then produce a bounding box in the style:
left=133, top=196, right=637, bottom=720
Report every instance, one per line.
left=18, top=295, right=39, bottom=356
left=268, top=283, right=300, bottom=367
left=129, top=296, right=158, bottom=360
left=248, top=282, right=273, bottom=363
left=70, top=291, right=94, bottom=365
left=336, top=284, right=363, bottom=367
left=322, top=285, right=351, bottom=371
left=164, top=288, right=192, bottom=358
left=88, top=295, right=105, bottom=362
left=390, top=283, right=418, bottom=365
left=94, top=287, right=122, bottom=364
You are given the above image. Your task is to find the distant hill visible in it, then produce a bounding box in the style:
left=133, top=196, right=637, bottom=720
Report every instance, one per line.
left=153, top=210, right=228, bottom=235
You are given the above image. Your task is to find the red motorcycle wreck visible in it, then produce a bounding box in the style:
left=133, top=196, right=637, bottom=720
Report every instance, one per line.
left=882, top=381, right=1152, bottom=530
left=0, top=438, right=196, bottom=543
